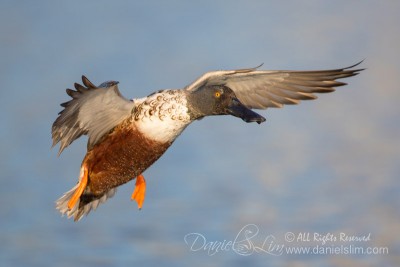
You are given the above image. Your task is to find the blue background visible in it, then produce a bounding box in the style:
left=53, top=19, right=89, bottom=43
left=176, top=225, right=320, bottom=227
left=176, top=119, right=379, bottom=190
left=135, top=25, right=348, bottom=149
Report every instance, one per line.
left=1, top=1, right=399, bottom=266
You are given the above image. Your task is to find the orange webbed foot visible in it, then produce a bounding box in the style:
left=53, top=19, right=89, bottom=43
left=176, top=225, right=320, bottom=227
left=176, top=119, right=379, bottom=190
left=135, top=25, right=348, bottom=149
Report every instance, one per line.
left=131, top=174, right=146, bottom=210
left=67, top=165, right=88, bottom=210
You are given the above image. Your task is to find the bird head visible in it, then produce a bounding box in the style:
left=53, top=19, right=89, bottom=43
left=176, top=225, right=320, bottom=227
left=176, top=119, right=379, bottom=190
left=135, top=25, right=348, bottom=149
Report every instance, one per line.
left=187, top=85, right=266, bottom=124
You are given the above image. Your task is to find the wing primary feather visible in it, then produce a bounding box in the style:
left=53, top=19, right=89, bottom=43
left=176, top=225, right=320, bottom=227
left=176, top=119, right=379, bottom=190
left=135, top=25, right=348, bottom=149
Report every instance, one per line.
left=231, top=63, right=264, bottom=74
left=74, top=83, right=87, bottom=92
left=66, top=88, right=77, bottom=98
left=82, top=75, right=96, bottom=89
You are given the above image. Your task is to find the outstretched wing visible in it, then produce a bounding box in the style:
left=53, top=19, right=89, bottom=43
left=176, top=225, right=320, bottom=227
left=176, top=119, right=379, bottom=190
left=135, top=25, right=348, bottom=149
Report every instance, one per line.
left=52, top=76, right=135, bottom=155
left=185, top=61, right=364, bottom=109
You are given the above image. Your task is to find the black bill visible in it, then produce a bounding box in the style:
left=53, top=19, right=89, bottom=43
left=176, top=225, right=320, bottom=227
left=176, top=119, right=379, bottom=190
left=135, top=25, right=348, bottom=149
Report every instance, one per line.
left=226, top=98, right=266, bottom=124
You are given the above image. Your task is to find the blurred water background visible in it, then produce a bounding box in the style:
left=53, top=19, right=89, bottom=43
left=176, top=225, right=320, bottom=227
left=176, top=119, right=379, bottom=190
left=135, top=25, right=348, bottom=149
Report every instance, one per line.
left=1, top=1, right=399, bottom=266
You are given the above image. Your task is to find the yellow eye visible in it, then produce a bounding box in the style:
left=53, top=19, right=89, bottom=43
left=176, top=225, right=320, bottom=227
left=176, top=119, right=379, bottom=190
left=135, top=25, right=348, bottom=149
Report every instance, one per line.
left=215, top=92, right=221, bottom=98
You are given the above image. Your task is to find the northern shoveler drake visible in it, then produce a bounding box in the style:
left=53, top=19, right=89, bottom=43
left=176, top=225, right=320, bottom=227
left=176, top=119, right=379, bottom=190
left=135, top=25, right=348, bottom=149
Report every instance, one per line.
left=53, top=62, right=363, bottom=221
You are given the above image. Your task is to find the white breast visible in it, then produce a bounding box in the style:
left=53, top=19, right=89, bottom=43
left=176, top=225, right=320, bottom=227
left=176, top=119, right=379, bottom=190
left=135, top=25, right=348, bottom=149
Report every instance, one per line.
left=133, top=90, right=191, bottom=143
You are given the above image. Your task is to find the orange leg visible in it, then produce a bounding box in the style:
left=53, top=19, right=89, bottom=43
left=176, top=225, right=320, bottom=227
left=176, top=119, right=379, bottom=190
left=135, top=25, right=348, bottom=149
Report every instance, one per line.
left=131, top=174, right=146, bottom=210
left=67, top=165, right=88, bottom=210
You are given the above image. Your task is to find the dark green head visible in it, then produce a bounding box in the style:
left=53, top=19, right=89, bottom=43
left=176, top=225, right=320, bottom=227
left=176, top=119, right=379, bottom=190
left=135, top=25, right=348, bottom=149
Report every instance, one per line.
left=186, top=85, right=266, bottom=124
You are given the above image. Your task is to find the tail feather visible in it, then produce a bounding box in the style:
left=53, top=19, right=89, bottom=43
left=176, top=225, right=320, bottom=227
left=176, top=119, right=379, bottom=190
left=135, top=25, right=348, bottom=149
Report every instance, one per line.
left=56, top=186, right=117, bottom=221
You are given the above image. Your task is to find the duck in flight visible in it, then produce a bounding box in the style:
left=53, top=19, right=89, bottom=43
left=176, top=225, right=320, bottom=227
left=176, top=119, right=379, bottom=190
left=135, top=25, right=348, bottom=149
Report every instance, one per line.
left=52, top=62, right=363, bottom=221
